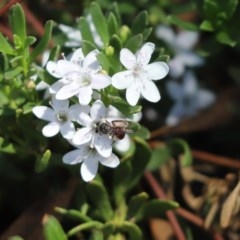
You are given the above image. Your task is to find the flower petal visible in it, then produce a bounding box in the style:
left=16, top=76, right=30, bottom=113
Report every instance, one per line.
left=91, top=74, right=111, bottom=89
left=112, top=71, right=134, bottom=90
left=49, top=79, right=69, bottom=94
left=126, top=82, right=141, bottom=106
left=32, top=106, right=55, bottom=121
left=176, top=31, right=199, bottom=51
left=90, top=100, right=106, bottom=120
left=141, top=80, right=160, bottom=103
left=42, top=122, right=60, bottom=137
left=175, top=53, right=204, bottom=67
left=70, top=48, right=84, bottom=64
left=63, top=148, right=87, bottom=165
left=155, top=25, right=175, bottom=47
left=72, top=127, right=93, bottom=145
left=144, top=62, right=169, bottom=80
left=60, top=122, right=75, bottom=139
left=169, top=57, right=185, bottom=78
left=83, top=50, right=100, bottom=70
left=114, top=135, right=131, bottom=153
left=78, top=86, right=93, bottom=105
left=46, top=61, right=62, bottom=78
left=56, top=82, right=81, bottom=100
left=120, top=48, right=136, bottom=69
left=183, top=71, right=197, bottom=95
left=94, top=134, right=112, bottom=157
left=99, top=153, right=120, bottom=168
left=57, top=60, right=80, bottom=75
left=69, top=104, right=90, bottom=123
left=81, top=156, right=98, bottom=182
left=51, top=97, right=69, bottom=111
left=137, top=42, right=155, bottom=66
left=196, top=90, right=215, bottom=109
left=165, top=102, right=185, bottom=126
left=166, top=81, right=185, bottom=100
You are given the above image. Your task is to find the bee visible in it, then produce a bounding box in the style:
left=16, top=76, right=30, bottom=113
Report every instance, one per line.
left=94, top=119, right=133, bottom=140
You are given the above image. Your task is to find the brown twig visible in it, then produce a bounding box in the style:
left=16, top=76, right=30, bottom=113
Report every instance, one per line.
left=192, top=150, right=240, bottom=170
left=0, top=0, right=22, bottom=16
left=144, top=171, right=186, bottom=240
left=144, top=171, right=225, bottom=240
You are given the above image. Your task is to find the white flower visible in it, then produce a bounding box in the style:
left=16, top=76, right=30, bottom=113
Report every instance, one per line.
left=32, top=97, right=89, bottom=139
left=72, top=100, right=114, bottom=157
left=166, top=71, right=216, bottom=126
left=63, top=144, right=119, bottom=182
left=112, top=42, right=169, bottom=106
left=58, top=24, right=82, bottom=47
left=156, top=25, right=204, bottom=78
left=46, top=48, right=111, bottom=105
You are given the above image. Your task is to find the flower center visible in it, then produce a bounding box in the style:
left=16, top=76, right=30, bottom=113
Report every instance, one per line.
left=56, top=111, right=68, bottom=122
left=132, top=63, right=144, bottom=79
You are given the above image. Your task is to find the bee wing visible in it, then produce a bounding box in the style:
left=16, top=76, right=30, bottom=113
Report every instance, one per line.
left=111, top=120, right=129, bottom=128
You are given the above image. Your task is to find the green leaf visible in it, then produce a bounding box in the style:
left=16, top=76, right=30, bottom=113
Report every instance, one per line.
left=142, top=27, right=152, bottom=41
left=127, top=192, right=149, bottom=220
left=108, top=2, right=121, bottom=26
left=4, top=66, right=23, bottom=80
left=113, top=157, right=132, bottom=190
left=86, top=180, right=114, bottom=221
left=216, top=31, right=237, bottom=47
left=109, top=34, right=122, bottom=52
left=22, top=102, right=36, bottom=114
left=77, top=17, right=95, bottom=43
left=167, top=15, right=198, bottom=31
left=128, top=137, right=151, bottom=189
left=200, top=20, right=214, bottom=31
left=9, top=4, right=27, bottom=44
left=43, top=215, right=67, bottom=240
left=107, top=12, right=119, bottom=36
left=203, top=0, right=238, bottom=21
left=131, top=11, right=148, bottom=35
left=125, top=34, right=143, bottom=52
left=25, top=36, right=36, bottom=47
left=46, top=45, right=61, bottom=63
left=90, top=2, right=109, bottom=45
left=81, top=40, right=97, bottom=56
left=147, top=145, right=171, bottom=171
left=137, top=199, right=179, bottom=220
left=0, top=33, right=15, bottom=55
left=0, top=137, right=16, bottom=153
left=121, top=222, right=142, bottom=240
left=109, top=96, right=142, bottom=116
left=30, top=20, right=53, bottom=62
left=8, top=236, right=24, bottom=240
left=132, top=124, right=150, bottom=140
left=35, top=149, right=51, bottom=173
left=55, top=207, right=92, bottom=222
left=89, top=230, right=104, bottom=240
left=167, top=138, right=192, bottom=166
left=96, top=52, right=111, bottom=72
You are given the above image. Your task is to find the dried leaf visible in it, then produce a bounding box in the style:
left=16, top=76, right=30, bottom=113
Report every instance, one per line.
left=220, top=179, right=240, bottom=228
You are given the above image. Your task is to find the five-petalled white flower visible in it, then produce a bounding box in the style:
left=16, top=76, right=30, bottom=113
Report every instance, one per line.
left=72, top=100, right=114, bottom=158
left=46, top=48, right=111, bottom=105
left=166, top=71, right=215, bottom=126
left=63, top=143, right=119, bottom=182
left=112, top=42, right=169, bottom=106
left=156, top=25, right=204, bottom=78
left=32, top=97, right=89, bottom=139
